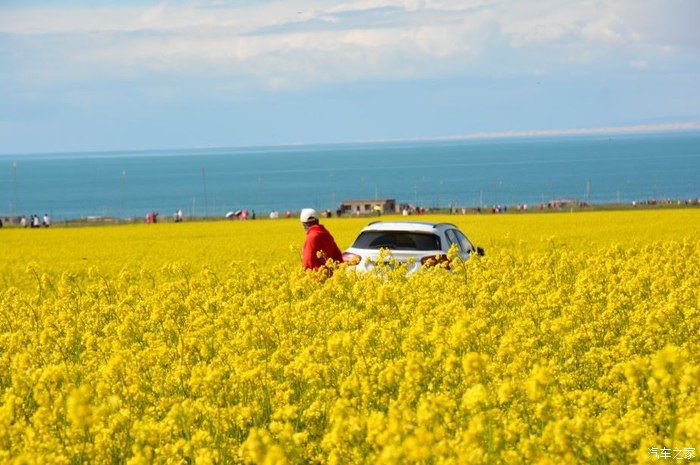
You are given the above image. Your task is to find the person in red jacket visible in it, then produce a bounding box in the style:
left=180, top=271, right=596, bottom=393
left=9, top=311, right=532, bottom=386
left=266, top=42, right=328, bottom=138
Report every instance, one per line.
left=300, top=208, right=343, bottom=270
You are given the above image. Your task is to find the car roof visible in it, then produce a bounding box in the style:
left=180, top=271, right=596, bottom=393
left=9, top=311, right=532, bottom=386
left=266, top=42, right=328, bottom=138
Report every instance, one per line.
left=361, top=221, right=458, bottom=233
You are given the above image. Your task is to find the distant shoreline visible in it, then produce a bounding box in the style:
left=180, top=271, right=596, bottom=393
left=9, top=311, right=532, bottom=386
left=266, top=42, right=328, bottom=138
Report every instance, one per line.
left=1, top=200, right=697, bottom=229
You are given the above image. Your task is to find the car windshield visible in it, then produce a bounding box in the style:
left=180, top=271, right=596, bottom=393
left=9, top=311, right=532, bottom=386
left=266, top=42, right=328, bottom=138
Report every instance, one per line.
left=352, top=231, right=441, bottom=250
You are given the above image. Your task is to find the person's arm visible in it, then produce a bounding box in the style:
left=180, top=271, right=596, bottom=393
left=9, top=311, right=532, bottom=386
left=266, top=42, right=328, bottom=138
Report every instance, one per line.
left=329, top=237, right=343, bottom=263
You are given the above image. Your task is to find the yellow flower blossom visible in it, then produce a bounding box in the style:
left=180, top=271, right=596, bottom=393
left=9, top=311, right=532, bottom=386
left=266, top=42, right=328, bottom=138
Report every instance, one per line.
left=0, top=210, right=698, bottom=463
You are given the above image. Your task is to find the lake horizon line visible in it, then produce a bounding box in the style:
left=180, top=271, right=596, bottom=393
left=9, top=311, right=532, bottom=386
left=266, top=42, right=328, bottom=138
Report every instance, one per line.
left=2, top=121, right=699, bottom=160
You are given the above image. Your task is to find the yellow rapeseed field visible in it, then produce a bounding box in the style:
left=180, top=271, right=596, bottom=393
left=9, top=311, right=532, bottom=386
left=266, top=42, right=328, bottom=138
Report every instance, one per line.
left=0, top=208, right=698, bottom=464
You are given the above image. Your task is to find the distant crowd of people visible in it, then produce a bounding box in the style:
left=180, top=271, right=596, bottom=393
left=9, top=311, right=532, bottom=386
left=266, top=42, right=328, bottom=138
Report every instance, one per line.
left=268, top=209, right=339, bottom=220
left=632, top=198, right=699, bottom=207
left=0, top=213, right=51, bottom=228
left=144, top=210, right=185, bottom=223
left=401, top=206, right=428, bottom=216
left=223, top=209, right=340, bottom=220
left=226, top=209, right=256, bottom=220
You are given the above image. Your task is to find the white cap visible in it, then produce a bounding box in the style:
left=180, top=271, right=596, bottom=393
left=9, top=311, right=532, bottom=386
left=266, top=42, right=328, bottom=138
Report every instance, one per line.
left=299, top=208, right=318, bottom=223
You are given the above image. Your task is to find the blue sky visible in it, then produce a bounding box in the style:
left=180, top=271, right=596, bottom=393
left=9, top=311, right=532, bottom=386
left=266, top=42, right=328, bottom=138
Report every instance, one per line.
left=1, top=0, right=699, bottom=154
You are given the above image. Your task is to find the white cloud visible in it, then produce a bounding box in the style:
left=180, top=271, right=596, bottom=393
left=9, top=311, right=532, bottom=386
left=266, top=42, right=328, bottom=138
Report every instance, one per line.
left=581, top=17, right=626, bottom=45
left=381, top=122, right=700, bottom=142
left=630, top=59, right=649, bottom=70
left=0, top=0, right=697, bottom=88
left=460, top=122, right=700, bottom=139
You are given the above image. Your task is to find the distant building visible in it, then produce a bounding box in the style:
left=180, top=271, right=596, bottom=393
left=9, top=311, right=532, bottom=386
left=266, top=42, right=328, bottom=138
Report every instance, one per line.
left=551, top=198, right=581, bottom=207
left=86, top=216, right=119, bottom=223
left=339, top=198, right=397, bottom=215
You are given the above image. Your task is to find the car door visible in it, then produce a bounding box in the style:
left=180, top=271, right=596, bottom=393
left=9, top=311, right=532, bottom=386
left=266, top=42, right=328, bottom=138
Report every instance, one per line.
left=454, top=230, right=475, bottom=257
left=445, top=229, right=470, bottom=261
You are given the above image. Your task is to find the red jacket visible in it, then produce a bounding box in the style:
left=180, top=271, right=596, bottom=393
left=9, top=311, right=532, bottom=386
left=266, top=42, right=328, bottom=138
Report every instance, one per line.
left=302, top=224, right=343, bottom=270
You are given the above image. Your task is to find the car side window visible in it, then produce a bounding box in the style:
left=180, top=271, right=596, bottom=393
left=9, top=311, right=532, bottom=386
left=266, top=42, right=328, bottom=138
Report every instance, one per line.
left=455, top=230, right=474, bottom=253
left=445, top=229, right=462, bottom=252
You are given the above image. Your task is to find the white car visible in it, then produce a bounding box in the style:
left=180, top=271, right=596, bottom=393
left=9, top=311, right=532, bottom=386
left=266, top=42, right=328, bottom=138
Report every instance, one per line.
left=342, top=221, right=484, bottom=273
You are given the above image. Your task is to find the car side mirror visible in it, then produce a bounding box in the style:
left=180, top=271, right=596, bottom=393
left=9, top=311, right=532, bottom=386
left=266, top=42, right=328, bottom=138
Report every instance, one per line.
left=476, top=247, right=485, bottom=256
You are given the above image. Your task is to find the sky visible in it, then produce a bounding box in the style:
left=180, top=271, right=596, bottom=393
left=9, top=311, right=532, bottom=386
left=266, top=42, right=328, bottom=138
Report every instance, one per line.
left=1, top=0, right=699, bottom=154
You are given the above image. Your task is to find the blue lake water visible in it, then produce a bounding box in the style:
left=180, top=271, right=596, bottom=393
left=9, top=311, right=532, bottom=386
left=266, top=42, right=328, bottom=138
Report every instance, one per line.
left=1, top=133, right=699, bottom=220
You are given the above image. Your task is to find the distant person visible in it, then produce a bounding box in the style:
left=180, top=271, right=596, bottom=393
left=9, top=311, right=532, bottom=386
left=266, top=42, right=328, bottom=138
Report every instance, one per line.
left=0, top=217, right=3, bottom=228
left=402, top=207, right=409, bottom=216
left=32, top=215, right=40, bottom=228
left=285, top=211, right=292, bottom=219
left=177, top=209, right=184, bottom=222
left=20, top=216, right=27, bottom=227
left=300, top=208, right=343, bottom=271
left=43, top=213, right=50, bottom=227
left=251, top=210, right=256, bottom=220
left=336, top=208, right=342, bottom=218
